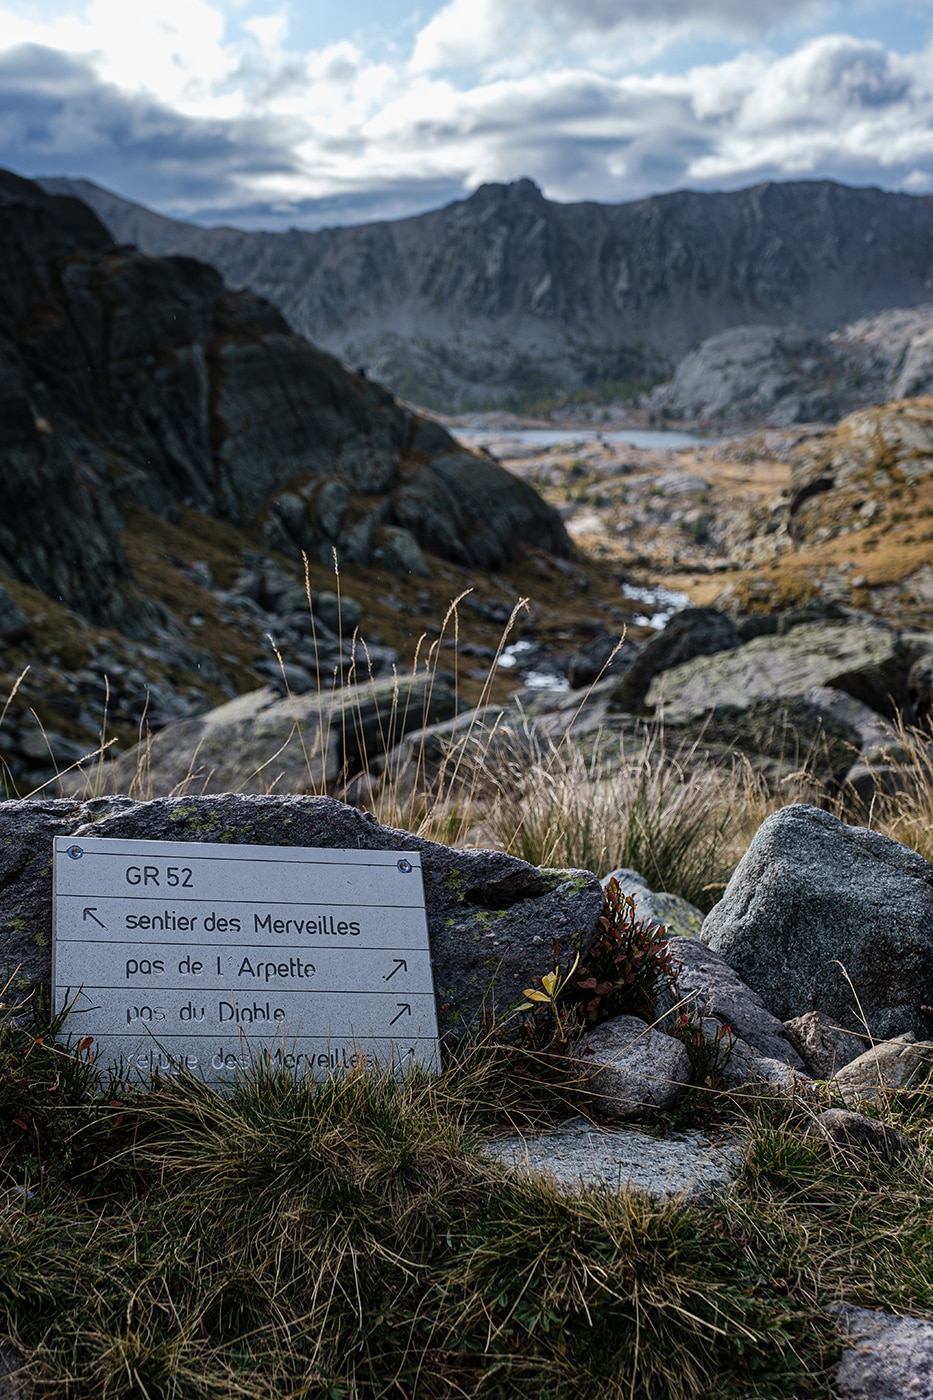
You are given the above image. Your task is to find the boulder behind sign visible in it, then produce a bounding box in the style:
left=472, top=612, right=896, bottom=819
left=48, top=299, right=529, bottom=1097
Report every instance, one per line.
left=0, top=793, right=604, bottom=1043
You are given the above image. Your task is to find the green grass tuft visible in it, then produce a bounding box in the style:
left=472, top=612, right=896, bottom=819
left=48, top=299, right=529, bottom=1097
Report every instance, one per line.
left=9, top=998, right=933, bottom=1398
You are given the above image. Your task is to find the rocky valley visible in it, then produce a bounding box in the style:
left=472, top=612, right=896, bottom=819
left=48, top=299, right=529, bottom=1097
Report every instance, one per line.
left=7, top=164, right=933, bottom=1400
left=5, top=163, right=933, bottom=827
left=0, top=168, right=658, bottom=796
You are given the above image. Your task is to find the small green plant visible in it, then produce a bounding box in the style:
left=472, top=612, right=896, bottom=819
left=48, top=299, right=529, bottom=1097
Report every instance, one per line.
left=668, top=1011, right=736, bottom=1089
left=519, top=948, right=581, bottom=1043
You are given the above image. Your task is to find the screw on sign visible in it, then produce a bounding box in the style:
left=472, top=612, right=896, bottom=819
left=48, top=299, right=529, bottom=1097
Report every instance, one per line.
left=52, top=836, right=439, bottom=1086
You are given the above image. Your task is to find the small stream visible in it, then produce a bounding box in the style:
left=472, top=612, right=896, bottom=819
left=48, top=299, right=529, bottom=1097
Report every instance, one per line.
left=498, top=583, right=690, bottom=689
left=620, top=582, right=691, bottom=630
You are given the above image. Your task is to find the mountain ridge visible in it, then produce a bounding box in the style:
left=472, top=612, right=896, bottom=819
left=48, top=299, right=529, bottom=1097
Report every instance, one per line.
left=38, top=174, right=933, bottom=411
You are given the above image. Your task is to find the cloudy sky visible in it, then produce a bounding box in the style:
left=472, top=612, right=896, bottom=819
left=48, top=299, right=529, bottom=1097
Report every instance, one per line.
left=2, top=0, right=932, bottom=228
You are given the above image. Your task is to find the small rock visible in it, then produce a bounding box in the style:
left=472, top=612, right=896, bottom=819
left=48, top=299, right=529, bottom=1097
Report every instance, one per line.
left=669, top=935, right=805, bottom=1068
left=372, top=525, right=430, bottom=578
left=574, top=1014, right=692, bottom=1118
left=805, top=1108, right=909, bottom=1159
left=784, top=1010, right=865, bottom=1078
left=564, top=629, right=629, bottom=689
left=601, top=868, right=705, bottom=940
left=716, top=1032, right=812, bottom=1091
left=831, top=1303, right=933, bottom=1399
left=312, top=591, right=363, bottom=634
left=0, top=585, right=29, bottom=643
left=830, top=1034, right=933, bottom=1107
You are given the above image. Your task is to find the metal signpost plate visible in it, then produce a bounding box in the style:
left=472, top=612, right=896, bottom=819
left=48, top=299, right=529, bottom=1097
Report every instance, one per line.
left=52, top=836, right=439, bottom=1084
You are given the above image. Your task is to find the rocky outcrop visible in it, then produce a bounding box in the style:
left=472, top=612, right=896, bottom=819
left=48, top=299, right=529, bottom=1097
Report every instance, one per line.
left=0, top=793, right=603, bottom=1041
left=0, top=168, right=569, bottom=633
left=653, top=307, right=933, bottom=427
left=107, top=673, right=459, bottom=796
left=608, top=606, right=740, bottom=713
left=646, top=620, right=909, bottom=722
left=700, top=804, right=933, bottom=1042
left=656, top=324, right=846, bottom=427
left=40, top=174, right=933, bottom=411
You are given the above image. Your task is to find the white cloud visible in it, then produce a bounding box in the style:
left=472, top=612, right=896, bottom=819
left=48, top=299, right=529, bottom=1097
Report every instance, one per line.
left=409, top=0, right=831, bottom=76
left=2, top=1, right=933, bottom=226
left=242, top=13, right=288, bottom=49
left=0, top=0, right=240, bottom=113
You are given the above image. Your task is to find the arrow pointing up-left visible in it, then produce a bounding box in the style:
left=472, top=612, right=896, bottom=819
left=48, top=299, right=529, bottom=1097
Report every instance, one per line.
left=83, top=908, right=106, bottom=929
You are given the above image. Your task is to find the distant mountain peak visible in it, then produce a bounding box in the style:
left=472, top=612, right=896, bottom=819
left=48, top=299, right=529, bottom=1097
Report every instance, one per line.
left=36, top=172, right=933, bottom=412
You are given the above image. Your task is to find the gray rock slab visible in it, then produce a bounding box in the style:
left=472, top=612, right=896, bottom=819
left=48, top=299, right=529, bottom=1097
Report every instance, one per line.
left=701, top=804, right=933, bottom=1042
left=0, top=794, right=604, bottom=1042
left=481, top=1116, right=741, bottom=1200
left=573, top=1014, right=692, bottom=1118
left=109, top=673, right=459, bottom=798
left=831, top=1303, right=933, bottom=1400
left=647, top=622, right=908, bottom=721
left=668, top=935, right=805, bottom=1067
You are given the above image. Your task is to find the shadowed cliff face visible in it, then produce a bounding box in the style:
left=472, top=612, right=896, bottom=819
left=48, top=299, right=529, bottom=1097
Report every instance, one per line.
left=39, top=174, right=933, bottom=410
left=0, top=170, right=569, bottom=633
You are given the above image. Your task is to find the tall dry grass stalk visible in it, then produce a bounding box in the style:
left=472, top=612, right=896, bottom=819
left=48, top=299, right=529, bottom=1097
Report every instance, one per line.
left=859, top=715, right=933, bottom=863
left=470, top=728, right=815, bottom=912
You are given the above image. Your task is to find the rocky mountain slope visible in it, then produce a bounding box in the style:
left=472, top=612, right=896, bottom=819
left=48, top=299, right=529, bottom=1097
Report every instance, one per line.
left=650, top=306, right=933, bottom=428
left=2, top=169, right=641, bottom=795
left=38, top=175, right=933, bottom=412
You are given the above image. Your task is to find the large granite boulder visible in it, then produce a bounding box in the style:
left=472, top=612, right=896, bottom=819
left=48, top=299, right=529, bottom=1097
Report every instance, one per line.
left=0, top=794, right=603, bottom=1043
left=658, top=324, right=843, bottom=427
left=107, top=673, right=459, bottom=797
left=701, top=805, right=933, bottom=1041
left=647, top=621, right=909, bottom=721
